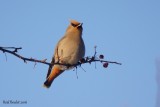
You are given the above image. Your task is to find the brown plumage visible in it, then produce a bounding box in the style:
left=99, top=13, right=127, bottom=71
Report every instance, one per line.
left=43, top=20, right=85, bottom=88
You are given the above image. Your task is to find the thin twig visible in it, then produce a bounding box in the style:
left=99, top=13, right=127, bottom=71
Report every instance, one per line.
left=75, top=68, right=78, bottom=79
left=94, top=46, right=97, bottom=69
left=79, top=66, right=87, bottom=72
left=4, top=52, right=7, bottom=61
left=94, top=45, right=97, bottom=57
left=34, top=62, right=37, bottom=69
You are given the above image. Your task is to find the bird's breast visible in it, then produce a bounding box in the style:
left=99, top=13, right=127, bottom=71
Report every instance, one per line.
left=55, top=37, right=85, bottom=65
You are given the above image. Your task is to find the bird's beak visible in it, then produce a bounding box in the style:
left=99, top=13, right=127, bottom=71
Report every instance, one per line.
left=78, top=23, right=83, bottom=27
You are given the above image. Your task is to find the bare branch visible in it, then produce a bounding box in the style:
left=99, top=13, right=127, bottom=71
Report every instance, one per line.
left=0, top=46, right=51, bottom=65
left=0, top=46, right=122, bottom=69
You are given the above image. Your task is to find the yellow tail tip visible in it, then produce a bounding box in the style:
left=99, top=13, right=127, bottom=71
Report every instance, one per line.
left=43, top=84, right=50, bottom=88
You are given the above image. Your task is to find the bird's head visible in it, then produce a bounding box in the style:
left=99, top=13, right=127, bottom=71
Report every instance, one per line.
left=66, top=20, right=83, bottom=35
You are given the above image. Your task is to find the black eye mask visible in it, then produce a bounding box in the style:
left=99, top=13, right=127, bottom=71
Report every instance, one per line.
left=71, top=23, right=77, bottom=27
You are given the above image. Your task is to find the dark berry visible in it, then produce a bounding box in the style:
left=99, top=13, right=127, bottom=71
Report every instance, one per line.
left=80, top=58, right=85, bottom=63
left=99, top=55, right=104, bottom=59
left=103, top=62, right=109, bottom=68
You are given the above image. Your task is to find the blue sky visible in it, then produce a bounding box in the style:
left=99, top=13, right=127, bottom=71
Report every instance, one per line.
left=0, top=0, right=160, bottom=107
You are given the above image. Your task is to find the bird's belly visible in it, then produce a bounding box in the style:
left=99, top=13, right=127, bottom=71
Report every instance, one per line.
left=57, top=39, right=84, bottom=65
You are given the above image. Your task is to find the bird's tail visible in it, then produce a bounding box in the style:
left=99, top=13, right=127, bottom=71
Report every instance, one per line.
left=43, top=66, right=64, bottom=88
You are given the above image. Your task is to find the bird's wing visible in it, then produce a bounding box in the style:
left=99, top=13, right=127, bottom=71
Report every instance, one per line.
left=46, top=55, right=55, bottom=79
left=46, top=36, right=66, bottom=79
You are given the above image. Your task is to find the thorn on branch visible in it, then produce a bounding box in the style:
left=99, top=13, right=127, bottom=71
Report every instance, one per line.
left=13, top=48, right=18, bottom=53
left=23, top=59, right=27, bottom=63
left=41, top=59, right=47, bottom=62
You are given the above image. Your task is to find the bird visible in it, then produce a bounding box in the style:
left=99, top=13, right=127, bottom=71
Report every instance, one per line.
left=43, top=19, right=85, bottom=88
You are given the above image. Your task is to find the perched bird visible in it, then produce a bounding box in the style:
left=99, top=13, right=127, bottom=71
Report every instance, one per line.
left=43, top=20, right=85, bottom=88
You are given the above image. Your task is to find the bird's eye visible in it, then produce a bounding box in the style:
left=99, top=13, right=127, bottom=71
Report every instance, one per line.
left=71, top=23, right=77, bottom=27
